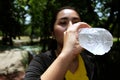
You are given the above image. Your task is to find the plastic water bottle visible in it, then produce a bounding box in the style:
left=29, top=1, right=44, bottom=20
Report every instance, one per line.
left=78, top=28, right=113, bottom=55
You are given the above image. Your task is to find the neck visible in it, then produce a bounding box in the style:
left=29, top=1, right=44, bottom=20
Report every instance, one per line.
left=55, top=44, right=79, bottom=73
left=68, top=56, right=79, bottom=73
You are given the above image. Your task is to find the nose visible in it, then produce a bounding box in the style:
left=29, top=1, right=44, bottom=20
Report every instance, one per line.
left=67, top=21, right=72, bottom=29
left=65, top=21, right=72, bottom=31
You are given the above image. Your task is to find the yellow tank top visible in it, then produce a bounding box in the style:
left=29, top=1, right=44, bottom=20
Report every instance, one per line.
left=65, top=55, right=89, bottom=80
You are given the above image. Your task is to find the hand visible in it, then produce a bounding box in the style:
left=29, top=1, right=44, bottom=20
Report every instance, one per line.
left=61, top=22, right=91, bottom=59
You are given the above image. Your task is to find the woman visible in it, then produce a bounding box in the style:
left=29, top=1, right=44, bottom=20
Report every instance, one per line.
left=24, top=6, right=99, bottom=80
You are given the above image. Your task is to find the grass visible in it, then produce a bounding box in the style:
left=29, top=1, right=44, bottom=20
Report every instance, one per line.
left=113, top=37, right=120, bottom=42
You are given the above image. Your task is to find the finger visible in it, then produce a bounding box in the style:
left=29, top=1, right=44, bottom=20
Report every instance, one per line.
left=67, top=21, right=73, bottom=29
left=74, top=22, right=91, bottom=31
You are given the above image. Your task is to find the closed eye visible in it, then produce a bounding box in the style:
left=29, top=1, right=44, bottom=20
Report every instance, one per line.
left=58, top=19, right=68, bottom=26
left=72, top=18, right=81, bottom=24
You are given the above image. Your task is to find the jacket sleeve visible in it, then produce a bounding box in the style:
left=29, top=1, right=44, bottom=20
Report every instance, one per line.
left=24, top=51, right=55, bottom=80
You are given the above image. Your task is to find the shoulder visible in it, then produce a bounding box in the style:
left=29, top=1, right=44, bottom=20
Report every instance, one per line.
left=24, top=50, right=56, bottom=79
left=36, top=50, right=56, bottom=61
left=30, top=50, right=56, bottom=67
left=81, top=50, right=95, bottom=63
left=81, top=50, right=95, bottom=80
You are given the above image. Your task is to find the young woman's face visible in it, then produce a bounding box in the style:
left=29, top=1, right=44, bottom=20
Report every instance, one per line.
left=53, top=9, right=81, bottom=47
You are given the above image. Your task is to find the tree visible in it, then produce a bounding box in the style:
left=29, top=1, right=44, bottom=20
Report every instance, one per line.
left=0, top=0, right=29, bottom=45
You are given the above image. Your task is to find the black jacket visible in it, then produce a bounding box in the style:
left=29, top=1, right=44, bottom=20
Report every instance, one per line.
left=24, top=50, right=98, bottom=80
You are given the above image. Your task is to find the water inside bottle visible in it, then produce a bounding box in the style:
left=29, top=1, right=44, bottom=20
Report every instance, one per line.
left=78, top=28, right=113, bottom=55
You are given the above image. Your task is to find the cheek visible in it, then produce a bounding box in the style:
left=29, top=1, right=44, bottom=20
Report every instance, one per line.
left=54, top=26, right=65, bottom=43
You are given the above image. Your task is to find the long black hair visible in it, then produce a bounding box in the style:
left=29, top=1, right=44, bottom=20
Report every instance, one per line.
left=48, top=6, right=81, bottom=50
left=50, top=6, right=80, bottom=32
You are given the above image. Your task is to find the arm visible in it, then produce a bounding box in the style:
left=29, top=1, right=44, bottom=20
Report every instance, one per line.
left=41, top=22, right=90, bottom=80
left=41, top=52, right=74, bottom=80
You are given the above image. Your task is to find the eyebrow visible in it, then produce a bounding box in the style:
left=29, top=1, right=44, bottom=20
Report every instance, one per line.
left=59, top=17, right=80, bottom=21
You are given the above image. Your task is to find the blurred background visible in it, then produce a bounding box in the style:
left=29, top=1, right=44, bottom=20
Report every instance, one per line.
left=0, top=0, right=119, bottom=80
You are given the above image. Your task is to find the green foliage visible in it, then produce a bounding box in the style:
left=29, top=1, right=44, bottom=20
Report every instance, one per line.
left=28, top=0, right=59, bottom=38
left=0, top=0, right=119, bottom=38
left=0, top=0, right=29, bottom=45
left=0, top=0, right=119, bottom=45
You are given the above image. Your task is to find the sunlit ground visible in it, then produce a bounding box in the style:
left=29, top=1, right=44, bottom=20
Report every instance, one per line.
left=113, top=37, right=120, bottom=42
left=0, top=36, right=119, bottom=43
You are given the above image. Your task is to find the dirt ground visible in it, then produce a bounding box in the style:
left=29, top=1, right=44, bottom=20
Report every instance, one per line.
left=0, top=36, right=41, bottom=80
